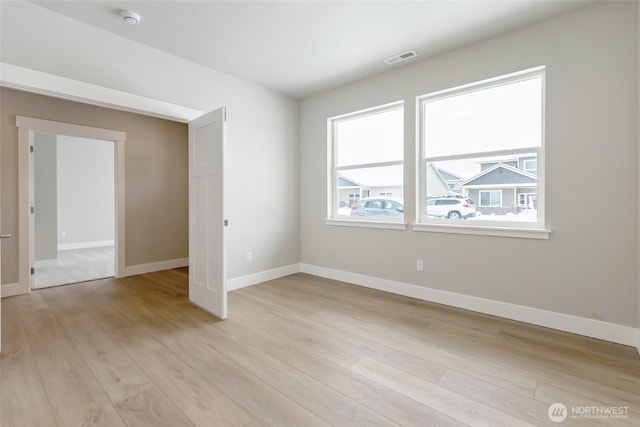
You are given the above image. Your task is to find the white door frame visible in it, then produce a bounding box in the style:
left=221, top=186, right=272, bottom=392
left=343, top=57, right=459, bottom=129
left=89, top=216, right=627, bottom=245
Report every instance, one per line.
left=14, top=116, right=125, bottom=296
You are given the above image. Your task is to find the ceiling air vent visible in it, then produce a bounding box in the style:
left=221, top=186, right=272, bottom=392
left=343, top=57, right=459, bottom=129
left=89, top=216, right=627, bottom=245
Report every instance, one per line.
left=384, top=50, right=418, bottom=65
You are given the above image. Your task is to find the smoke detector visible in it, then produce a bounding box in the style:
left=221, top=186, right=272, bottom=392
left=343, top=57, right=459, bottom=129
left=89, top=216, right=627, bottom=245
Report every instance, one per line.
left=120, top=10, right=141, bottom=25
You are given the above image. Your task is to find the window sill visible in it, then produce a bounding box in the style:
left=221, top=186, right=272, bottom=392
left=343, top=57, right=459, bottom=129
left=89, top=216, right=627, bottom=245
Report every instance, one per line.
left=412, top=223, right=550, bottom=239
left=325, top=219, right=408, bottom=230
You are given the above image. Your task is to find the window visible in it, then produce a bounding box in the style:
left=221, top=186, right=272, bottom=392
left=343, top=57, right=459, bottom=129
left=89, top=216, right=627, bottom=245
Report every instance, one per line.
left=328, top=102, right=404, bottom=224
left=480, top=190, right=502, bottom=207
left=523, top=158, right=537, bottom=174
left=417, top=67, right=545, bottom=233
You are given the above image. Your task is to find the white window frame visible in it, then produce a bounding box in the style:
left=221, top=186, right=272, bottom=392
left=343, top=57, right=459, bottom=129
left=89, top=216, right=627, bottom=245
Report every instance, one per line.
left=326, top=101, right=407, bottom=230
left=414, top=67, right=549, bottom=239
left=479, top=190, right=503, bottom=207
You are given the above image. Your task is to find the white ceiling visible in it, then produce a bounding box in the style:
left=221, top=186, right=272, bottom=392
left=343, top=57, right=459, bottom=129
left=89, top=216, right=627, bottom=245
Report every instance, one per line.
left=23, top=0, right=590, bottom=99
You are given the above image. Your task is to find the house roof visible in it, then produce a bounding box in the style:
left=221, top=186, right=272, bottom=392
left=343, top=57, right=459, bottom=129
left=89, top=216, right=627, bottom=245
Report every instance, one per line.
left=436, top=168, right=463, bottom=182
left=337, top=176, right=361, bottom=188
left=459, top=163, right=536, bottom=187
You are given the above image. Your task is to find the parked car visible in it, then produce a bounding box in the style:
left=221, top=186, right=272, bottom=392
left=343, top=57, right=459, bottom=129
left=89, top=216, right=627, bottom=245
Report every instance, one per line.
left=351, top=197, right=404, bottom=217
left=426, top=197, right=476, bottom=219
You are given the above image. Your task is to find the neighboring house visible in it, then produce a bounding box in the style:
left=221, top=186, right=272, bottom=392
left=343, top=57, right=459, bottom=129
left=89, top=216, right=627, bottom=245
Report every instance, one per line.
left=338, top=163, right=451, bottom=207
left=337, top=176, right=404, bottom=207
left=336, top=175, right=403, bottom=207
left=436, top=168, right=463, bottom=194
left=337, top=176, right=365, bottom=207
left=457, top=157, right=537, bottom=215
left=425, top=163, right=453, bottom=199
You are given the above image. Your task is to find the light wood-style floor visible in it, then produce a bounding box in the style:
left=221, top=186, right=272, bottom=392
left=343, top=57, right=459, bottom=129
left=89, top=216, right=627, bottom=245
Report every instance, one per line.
left=1, top=269, right=639, bottom=427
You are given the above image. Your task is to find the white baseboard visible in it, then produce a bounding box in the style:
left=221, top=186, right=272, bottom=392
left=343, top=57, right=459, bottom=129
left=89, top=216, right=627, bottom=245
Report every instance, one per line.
left=59, top=240, right=115, bottom=251
left=228, top=264, right=301, bottom=291
left=121, top=258, right=189, bottom=277
left=1, top=282, right=24, bottom=298
left=299, top=263, right=640, bottom=348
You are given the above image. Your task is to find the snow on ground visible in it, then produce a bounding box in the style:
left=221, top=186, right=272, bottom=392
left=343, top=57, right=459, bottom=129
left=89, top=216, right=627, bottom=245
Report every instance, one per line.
left=335, top=207, right=537, bottom=222
left=468, top=210, right=537, bottom=222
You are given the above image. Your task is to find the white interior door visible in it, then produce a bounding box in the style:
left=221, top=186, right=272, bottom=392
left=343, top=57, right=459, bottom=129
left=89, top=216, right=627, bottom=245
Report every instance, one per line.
left=188, top=107, right=227, bottom=319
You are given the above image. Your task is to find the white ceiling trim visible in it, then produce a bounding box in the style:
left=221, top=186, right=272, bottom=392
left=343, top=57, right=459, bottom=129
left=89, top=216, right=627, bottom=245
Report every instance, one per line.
left=0, top=62, right=203, bottom=123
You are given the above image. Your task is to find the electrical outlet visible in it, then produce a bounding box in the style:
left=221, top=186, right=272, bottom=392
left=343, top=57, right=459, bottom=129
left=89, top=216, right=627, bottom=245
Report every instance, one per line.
left=246, top=251, right=253, bottom=262
left=416, top=259, right=424, bottom=272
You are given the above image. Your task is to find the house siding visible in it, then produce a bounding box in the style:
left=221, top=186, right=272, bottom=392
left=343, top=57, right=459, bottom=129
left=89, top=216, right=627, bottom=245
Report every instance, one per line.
left=469, top=188, right=538, bottom=215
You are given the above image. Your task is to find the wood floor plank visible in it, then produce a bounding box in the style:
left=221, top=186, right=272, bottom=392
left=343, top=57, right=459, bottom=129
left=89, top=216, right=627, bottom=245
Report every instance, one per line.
left=110, top=296, right=330, bottom=427
left=230, top=294, right=449, bottom=385
left=39, top=284, right=88, bottom=320
left=19, top=308, right=125, bottom=427
left=351, top=356, right=537, bottom=427
left=161, top=328, right=331, bottom=427
left=535, top=382, right=640, bottom=426
left=217, top=316, right=468, bottom=427
left=309, top=307, right=538, bottom=398
left=88, top=304, right=254, bottom=427
left=188, top=324, right=399, bottom=427
left=116, top=294, right=395, bottom=427
left=58, top=313, right=155, bottom=404
left=228, top=292, right=366, bottom=368
left=114, top=387, right=195, bottom=427
left=3, top=270, right=639, bottom=427
left=437, top=369, right=557, bottom=426
left=0, top=298, right=57, bottom=427
left=585, top=338, right=640, bottom=362
left=12, top=291, right=49, bottom=313
left=496, top=330, right=640, bottom=380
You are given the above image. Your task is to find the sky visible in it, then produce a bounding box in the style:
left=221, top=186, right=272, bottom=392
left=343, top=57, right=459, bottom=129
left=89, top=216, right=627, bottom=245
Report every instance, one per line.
left=335, top=74, right=542, bottom=185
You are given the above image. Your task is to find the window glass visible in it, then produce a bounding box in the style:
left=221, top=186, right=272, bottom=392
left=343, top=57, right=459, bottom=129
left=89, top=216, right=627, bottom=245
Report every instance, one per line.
left=418, top=68, right=544, bottom=227
left=336, top=107, right=403, bottom=167
left=480, top=190, right=502, bottom=207
left=330, top=103, right=404, bottom=221
left=423, top=77, right=542, bottom=158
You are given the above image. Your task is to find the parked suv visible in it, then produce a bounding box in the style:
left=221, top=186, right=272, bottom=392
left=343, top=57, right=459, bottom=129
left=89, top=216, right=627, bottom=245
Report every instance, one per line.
left=426, top=197, right=476, bottom=219
left=351, top=197, right=404, bottom=217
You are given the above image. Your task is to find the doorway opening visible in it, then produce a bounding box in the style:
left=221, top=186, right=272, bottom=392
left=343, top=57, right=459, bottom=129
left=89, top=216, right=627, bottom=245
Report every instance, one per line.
left=32, top=132, right=116, bottom=289
left=15, top=116, right=125, bottom=296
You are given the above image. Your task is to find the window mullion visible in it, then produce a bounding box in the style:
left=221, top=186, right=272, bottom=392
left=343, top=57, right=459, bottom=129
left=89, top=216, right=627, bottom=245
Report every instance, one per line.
left=336, top=160, right=403, bottom=171
left=424, top=146, right=541, bottom=163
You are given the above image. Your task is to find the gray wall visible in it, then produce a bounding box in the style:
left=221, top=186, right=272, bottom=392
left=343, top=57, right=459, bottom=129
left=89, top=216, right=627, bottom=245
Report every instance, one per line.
left=56, top=135, right=115, bottom=246
left=34, top=132, right=57, bottom=261
left=300, top=1, right=638, bottom=327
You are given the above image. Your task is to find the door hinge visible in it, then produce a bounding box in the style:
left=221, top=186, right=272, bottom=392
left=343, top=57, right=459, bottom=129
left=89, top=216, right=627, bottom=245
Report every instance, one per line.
left=224, top=219, right=229, bottom=226
left=31, top=267, right=35, bottom=275
left=31, top=206, right=35, bottom=214
left=30, top=145, right=34, bottom=153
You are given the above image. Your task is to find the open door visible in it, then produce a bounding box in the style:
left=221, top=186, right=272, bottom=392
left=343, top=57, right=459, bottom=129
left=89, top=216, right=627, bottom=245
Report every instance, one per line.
left=188, top=107, right=227, bottom=319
